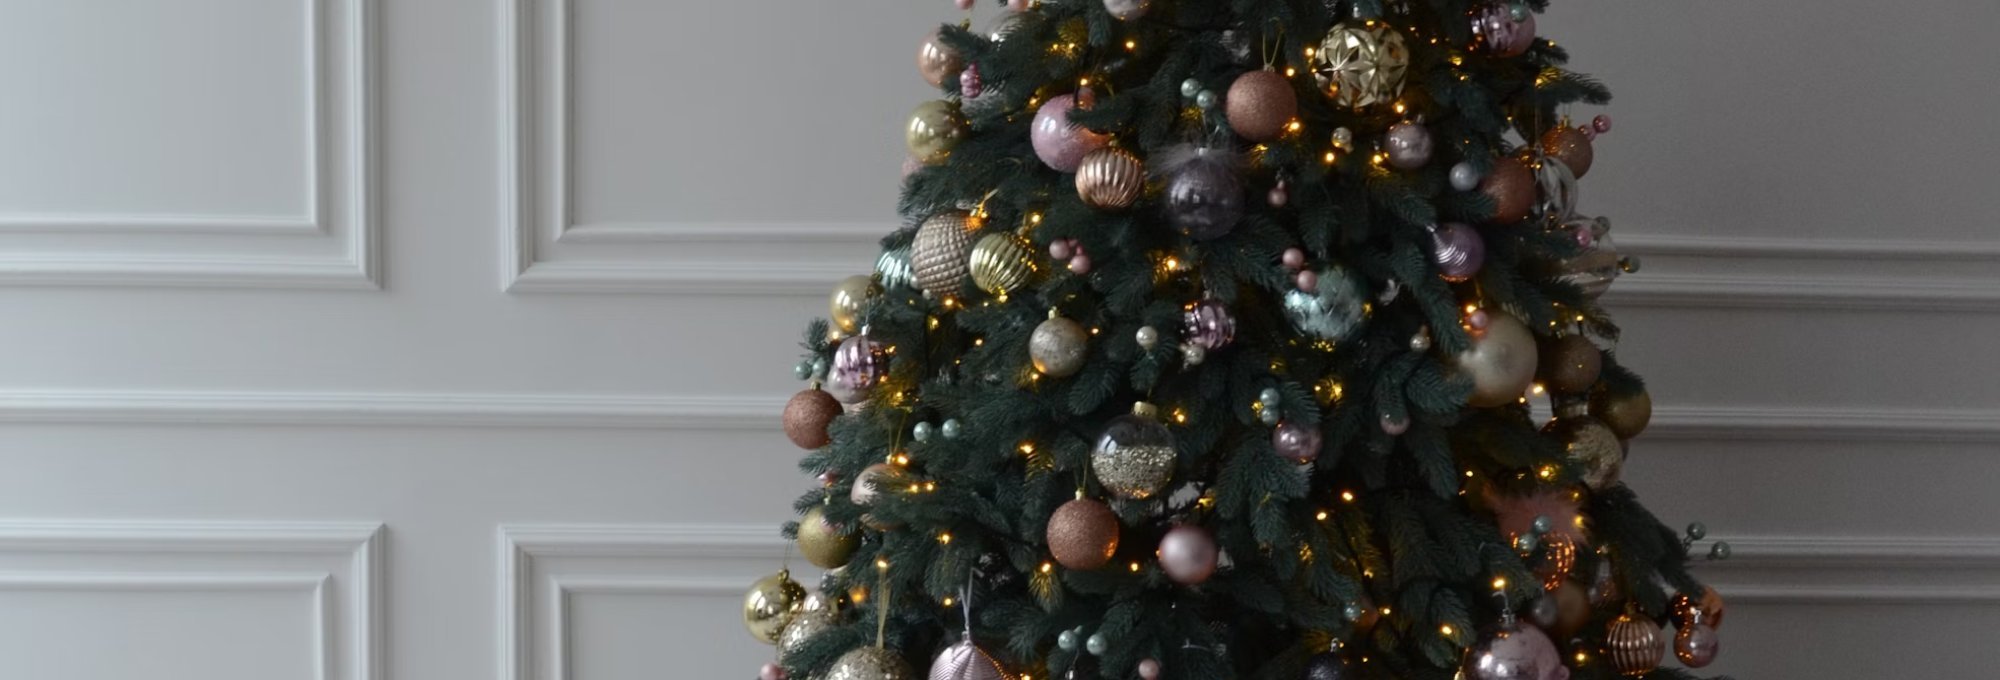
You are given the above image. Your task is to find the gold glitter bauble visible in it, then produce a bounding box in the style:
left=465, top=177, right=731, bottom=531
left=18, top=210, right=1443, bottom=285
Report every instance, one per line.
left=1453, top=312, right=1538, bottom=408
left=967, top=232, right=1037, bottom=296
left=906, top=100, right=967, bottom=164
left=1046, top=497, right=1119, bottom=571
left=1605, top=612, right=1666, bottom=676
left=743, top=570, right=806, bottom=644
left=1541, top=125, right=1596, bottom=179
left=1311, top=23, right=1409, bottom=109
left=1075, top=147, right=1144, bottom=210
left=797, top=505, right=860, bottom=569
left=1544, top=401, right=1625, bottom=491
left=1591, top=386, right=1653, bottom=440
left=1225, top=69, right=1298, bottom=142
left=778, top=601, right=838, bottom=663
left=912, top=211, right=981, bottom=299
left=827, top=646, right=917, bottom=680
left=1538, top=334, right=1602, bottom=395
left=1029, top=315, right=1089, bottom=378
left=830, top=274, right=877, bottom=336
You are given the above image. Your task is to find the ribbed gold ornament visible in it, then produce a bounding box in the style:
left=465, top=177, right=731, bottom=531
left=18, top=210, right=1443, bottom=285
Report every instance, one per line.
left=1605, top=612, right=1666, bottom=676
left=912, top=211, right=980, bottom=299
left=1075, top=147, right=1145, bottom=210
left=968, top=232, right=1037, bottom=296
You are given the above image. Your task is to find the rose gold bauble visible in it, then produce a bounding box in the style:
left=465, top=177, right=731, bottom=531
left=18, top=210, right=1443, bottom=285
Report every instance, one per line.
left=913, top=211, right=981, bottom=299
left=1605, top=612, right=1666, bottom=676
left=797, top=505, right=860, bottom=569
left=918, top=29, right=965, bottom=88
left=1047, top=497, right=1120, bottom=570
left=1539, top=334, right=1602, bottom=395
left=1479, top=157, right=1536, bottom=224
left=1225, top=69, right=1297, bottom=142
left=783, top=387, right=843, bottom=449
left=1551, top=580, right=1590, bottom=640
left=1540, top=126, right=1595, bottom=179
left=1158, top=525, right=1218, bottom=585
left=1076, top=147, right=1145, bottom=210
left=1590, top=387, right=1652, bottom=440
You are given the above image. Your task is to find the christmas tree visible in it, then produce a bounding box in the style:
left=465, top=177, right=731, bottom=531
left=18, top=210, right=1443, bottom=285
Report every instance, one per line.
left=755, top=1, right=1732, bottom=679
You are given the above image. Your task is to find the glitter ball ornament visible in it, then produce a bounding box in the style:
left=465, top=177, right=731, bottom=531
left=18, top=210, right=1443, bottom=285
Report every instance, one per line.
left=797, top=505, right=860, bottom=569
left=1103, top=0, right=1149, bottom=21
left=913, top=211, right=981, bottom=299
left=968, top=232, right=1037, bottom=296
left=1076, top=147, right=1145, bottom=210
left=1540, top=125, right=1596, bottom=179
left=778, top=602, right=837, bottom=663
left=1591, top=386, right=1653, bottom=440
left=783, top=387, right=843, bottom=449
left=1225, top=69, right=1298, bottom=142
left=830, top=274, right=878, bottom=335
left=1032, top=91, right=1111, bottom=172
left=877, top=246, right=916, bottom=291
left=918, top=29, right=965, bottom=88
left=1272, top=421, right=1323, bottom=463
left=1471, top=2, right=1538, bottom=57
left=1182, top=299, right=1237, bottom=351
left=1460, top=617, right=1569, bottom=680
left=1453, top=311, right=1538, bottom=407
left=1384, top=121, right=1434, bottom=170
left=1304, top=652, right=1350, bottom=680
left=1539, top=334, right=1602, bottom=394
left=1533, top=157, right=1580, bottom=222
left=828, top=647, right=916, bottom=680
left=1164, top=148, right=1244, bottom=240
left=1047, top=497, right=1120, bottom=570
left=907, top=100, right=967, bottom=164
left=1030, top=314, right=1090, bottom=378
left=1091, top=402, right=1177, bottom=500
left=829, top=335, right=888, bottom=404
left=1312, top=23, right=1410, bottom=108
left=1545, top=400, right=1625, bottom=490
left=1430, top=222, right=1486, bottom=282
left=1450, top=162, right=1484, bottom=191
left=1555, top=216, right=1624, bottom=299
left=743, top=570, right=807, bottom=644
left=1605, top=613, right=1666, bottom=676
left=1674, top=613, right=1721, bottom=668
left=1480, top=156, right=1536, bottom=224
left=1158, top=525, right=1219, bottom=585
left=1284, top=265, right=1369, bottom=342
left=929, top=639, right=1012, bottom=680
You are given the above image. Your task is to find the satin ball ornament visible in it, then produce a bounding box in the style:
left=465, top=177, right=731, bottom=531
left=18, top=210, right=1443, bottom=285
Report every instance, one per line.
left=1533, top=157, right=1580, bottom=222
left=1591, top=386, right=1653, bottom=440
left=1085, top=633, right=1108, bottom=656
left=783, top=387, right=843, bottom=449
left=743, top=570, right=807, bottom=644
left=907, top=100, right=967, bottom=164
left=1225, top=69, right=1297, bottom=143
left=1272, top=421, right=1322, bottom=463
left=1135, top=325, right=1160, bottom=351
left=968, top=232, right=1037, bottom=296
left=912, top=211, right=981, bottom=299
left=1450, top=162, right=1484, bottom=192
left=1539, top=334, right=1603, bottom=394
left=1164, top=150, right=1245, bottom=240
left=1605, top=613, right=1666, bottom=676
left=1091, top=403, right=1176, bottom=500
left=1540, top=125, right=1596, bottom=179
left=828, top=647, right=917, bottom=680
left=917, top=29, right=964, bottom=88
left=1029, top=315, right=1090, bottom=378
left=1137, top=658, right=1161, bottom=680
left=1479, top=157, right=1536, bottom=224
left=797, top=505, right=860, bottom=569
left=830, top=274, right=877, bottom=335
left=928, top=639, right=1012, bottom=680
left=1284, top=265, right=1370, bottom=342
left=1076, top=147, right=1145, bottom=210
left=1460, top=620, right=1569, bottom=680
left=1047, top=497, right=1120, bottom=570
left=1471, top=2, right=1538, bottom=57
left=1103, top=0, right=1149, bottom=20
left=1304, top=652, right=1350, bottom=680
left=1032, top=91, right=1111, bottom=172
left=1182, top=299, right=1236, bottom=352
left=1158, top=525, right=1219, bottom=585
left=828, top=335, right=888, bottom=404
left=1453, top=312, right=1538, bottom=407
left=1384, top=122, right=1434, bottom=170
left=1430, top=222, right=1486, bottom=282
left=1594, top=114, right=1614, bottom=134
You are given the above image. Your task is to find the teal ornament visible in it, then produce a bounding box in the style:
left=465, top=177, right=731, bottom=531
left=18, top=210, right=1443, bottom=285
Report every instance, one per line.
left=1086, top=632, right=1108, bottom=656
left=875, top=246, right=915, bottom=291
left=913, top=422, right=934, bottom=442
left=941, top=418, right=963, bottom=439
left=1283, top=265, right=1370, bottom=342
left=1180, top=78, right=1202, bottom=99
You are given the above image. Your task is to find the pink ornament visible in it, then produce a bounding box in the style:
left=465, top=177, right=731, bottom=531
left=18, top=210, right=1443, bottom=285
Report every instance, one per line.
left=1159, top=525, right=1218, bottom=585
left=1272, top=421, right=1322, bottom=463
left=1578, top=124, right=1597, bottom=141
left=959, top=63, right=983, bottom=98
left=1574, top=224, right=1597, bottom=248
left=1137, top=658, right=1162, bottom=680
left=1068, top=253, right=1092, bottom=274
left=954, top=0, right=975, bottom=8
left=1593, top=114, right=1613, bottom=134
left=901, top=155, right=923, bottom=180
left=1006, top=0, right=1031, bottom=11
left=1295, top=269, right=1318, bottom=293
left=1380, top=415, right=1410, bottom=436
left=1281, top=247, right=1306, bottom=271
left=1049, top=240, right=1074, bottom=261
left=828, top=335, right=887, bottom=404
left=1430, top=222, right=1486, bottom=283
left=759, top=662, right=788, bottom=680
left=1182, top=299, right=1237, bottom=351
left=1031, top=91, right=1110, bottom=172
left=1267, top=183, right=1289, bottom=208
left=1471, top=3, right=1538, bottom=58
left=816, top=470, right=840, bottom=486
left=1467, top=308, right=1492, bottom=331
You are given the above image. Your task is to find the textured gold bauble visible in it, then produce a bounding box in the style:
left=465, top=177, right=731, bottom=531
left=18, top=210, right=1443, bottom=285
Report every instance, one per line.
left=1479, top=156, right=1536, bottom=224
left=1605, top=612, right=1666, bottom=676
left=1591, top=386, right=1653, bottom=440
left=1311, top=23, right=1409, bottom=108
left=1225, top=68, right=1298, bottom=142
left=827, top=646, right=917, bottom=680
left=1046, top=497, right=1120, bottom=571
left=1075, top=147, right=1145, bottom=210
left=1541, top=125, right=1596, bottom=179
left=1539, top=334, right=1603, bottom=395
left=1454, top=312, right=1539, bottom=408
left=830, top=274, right=877, bottom=336
left=783, top=387, right=843, bottom=449
left=917, top=29, right=964, bottom=88
left=797, top=505, right=860, bottom=569
left=743, top=570, right=807, bottom=644
left=967, top=232, right=1037, bottom=296
left=1545, top=403, right=1625, bottom=491
left=906, top=100, right=967, bottom=164
left=778, top=602, right=838, bottom=663
left=912, top=211, right=981, bottom=299
left=1029, top=315, right=1089, bottom=378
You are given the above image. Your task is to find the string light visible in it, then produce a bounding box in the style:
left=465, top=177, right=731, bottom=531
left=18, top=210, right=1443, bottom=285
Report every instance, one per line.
left=1492, top=577, right=1508, bottom=590
left=1128, top=561, right=1141, bottom=573
left=1018, top=442, right=1037, bottom=455
left=1439, top=624, right=1455, bottom=637
left=939, top=532, right=953, bottom=545
left=1315, top=510, right=1329, bottom=521
left=1039, top=562, right=1054, bottom=574
left=1340, top=490, right=1356, bottom=503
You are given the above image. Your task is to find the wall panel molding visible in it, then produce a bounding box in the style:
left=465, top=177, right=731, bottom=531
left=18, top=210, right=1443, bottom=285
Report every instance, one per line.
left=1697, top=535, right=2000, bottom=605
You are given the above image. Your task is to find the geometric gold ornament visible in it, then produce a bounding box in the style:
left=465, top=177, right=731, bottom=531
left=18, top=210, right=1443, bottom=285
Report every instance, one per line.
left=1311, top=22, right=1410, bottom=109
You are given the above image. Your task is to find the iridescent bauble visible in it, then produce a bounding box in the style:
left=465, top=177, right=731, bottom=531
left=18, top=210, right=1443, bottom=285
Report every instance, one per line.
left=1544, top=403, right=1624, bottom=490
left=1304, top=652, right=1350, bottom=680
left=907, top=100, right=967, bottom=164
left=1430, top=222, right=1486, bottom=282
left=1460, top=620, right=1569, bottom=680
left=913, top=211, right=981, bottom=299
left=783, top=387, right=843, bottom=449
left=1076, top=147, right=1144, bottom=210
left=1284, top=265, right=1369, bottom=342
left=1591, top=386, right=1653, bottom=440
left=1540, top=126, right=1595, bottom=179
left=1047, top=497, right=1120, bottom=570
left=1555, top=216, right=1622, bottom=299
left=778, top=602, right=838, bottom=663
left=831, top=274, right=878, bottom=335
left=1539, top=334, right=1602, bottom=394
left=1030, top=315, right=1090, bottom=378
left=1225, top=69, right=1297, bottom=143
left=1674, top=620, right=1720, bottom=668
left=1158, top=525, right=1218, bottom=585
left=1182, top=299, right=1236, bottom=351
left=1605, top=613, right=1665, bottom=676
left=743, top=570, right=807, bottom=644
left=1312, top=23, right=1410, bottom=108
left=929, top=639, right=1014, bottom=680
left=969, top=232, right=1037, bottom=296
left=1164, top=149, right=1244, bottom=240
left=1384, top=122, right=1434, bottom=170
left=1533, top=157, right=1579, bottom=222
left=1479, top=157, right=1536, bottom=224
left=1091, top=403, right=1176, bottom=500
left=918, top=29, right=965, bottom=88
left=1032, top=91, right=1111, bottom=172
left=1272, top=421, right=1322, bottom=463
left=827, top=646, right=917, bottom=680
left=1471, top=2, right=1538, bottom=57
left=877, top=246, right=916, bottom=291
left=1103, top=0, right=1149, bottom=21
left=1453, top=312, right=1538, bottom=407
left=797, top=505, right=860, bottom=569
left=828, top=334, right=888, bottom=404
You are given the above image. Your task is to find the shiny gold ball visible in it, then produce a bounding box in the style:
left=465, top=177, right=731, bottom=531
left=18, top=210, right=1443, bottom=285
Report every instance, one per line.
left=1075, top=147, right=1145, bottom=210
left=778, top=600, right=838, bottom=663
left=743, top=570, right=807, bottom=644
left=917, top=29, right=964, bottom=88
left=1029, top=315, right=1089, bottom=378
left=797, top=505, right=860, bottom=569
left=968, top=232, right=1037, bottom=296
left=827, top=646, right=917, bottom=680
left=1591, top=386, right=1653, bottom=440
left=1544, top=410, right=1625, bottom=491
left=912, top=211, right=981, bottom=299
left=1046, top=497, right=1120, bottom=570
left=1541, top=125, right=1596, bottom=179
left=1539, top=334, right=1603, bottom=395
left=1225, top=69, right=1298, bottom=142
left=1454, top=312, right=1539, bottom=408
left=830, top=274, right=877, bottom=336
left=907, top=100, right=967, bottom=164
left=1479, top=156, right=1536, bottom=225
left=1605, top=612, right=1666, bottom=676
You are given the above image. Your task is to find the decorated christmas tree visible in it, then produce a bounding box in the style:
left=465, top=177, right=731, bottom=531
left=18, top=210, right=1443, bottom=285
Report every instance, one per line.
left=753, top=1, right=1733, bottom=679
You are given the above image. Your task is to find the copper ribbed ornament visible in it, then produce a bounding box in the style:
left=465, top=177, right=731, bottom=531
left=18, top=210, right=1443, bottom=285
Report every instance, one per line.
left=1311, top=23, right=1409, bottom=108
left=1605, top=612, right=1666, bottom=676
left=1540, top=125, right=1595, bottom=178
left=1479, top=157, right=1536, bottom=224
left=828, top=647, right=916, bottom=680
left=783, top=387, right=842, bottom=449
left=917, top=29, right=964, bottom=88
left=1076, top=147, right=1145, bottom=210
left=1047, top=496, right=1119, bottom=570
left=1591, top=385, right=1652, bottom=440
left=913, top=211, right=981, bottom=298
left=907, top=100, right=968, bottom=164
left=1539, top=334, right=1602, bottom=395
left=1453, top=311, right=1539, bottom=407
left=1029, top=314, right=1089, bottom=378
left=743, top=570, right=807, bottom=644
left=797, top=505, right=860, bottom=569
left=830, top=274, right=878, bottom=335
left=1544, top=399, right=1624, bottom=490
left=968, top=232, right=1036, bottom=296
left=1225, top=68, right=1297, bottom=142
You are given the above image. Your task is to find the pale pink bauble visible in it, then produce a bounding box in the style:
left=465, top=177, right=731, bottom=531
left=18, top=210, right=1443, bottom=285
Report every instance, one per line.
left=1159, top=525, right=1218, bottom=585
left=1031, top=91, right=1110, bottom=172
left=954, top=0, right=974, bottom=9
left=1006, top=0, right=1031, bottom=10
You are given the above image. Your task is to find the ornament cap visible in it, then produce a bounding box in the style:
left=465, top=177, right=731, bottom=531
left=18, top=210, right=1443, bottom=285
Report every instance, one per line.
left=1131, top=401, right=1160, bottom=419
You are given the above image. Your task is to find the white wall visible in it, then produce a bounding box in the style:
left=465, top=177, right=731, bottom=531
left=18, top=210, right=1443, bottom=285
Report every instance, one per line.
left=0, top=1, right=1988, bottom=679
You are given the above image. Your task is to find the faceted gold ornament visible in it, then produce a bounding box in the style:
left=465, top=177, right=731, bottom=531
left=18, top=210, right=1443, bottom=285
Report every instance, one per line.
left=829, top=274, right=877, bottom=335
left=907, top=100, right=967, bottom=164
left=742, top=570, right=807, bottom=644
left=968, top=232, right=1037, bottom=296
left=1311, top=23, right=1410, bottom=108
left=912, top=211, right=981, bottom=298
left=1075, top=147, right=1145, bottom=210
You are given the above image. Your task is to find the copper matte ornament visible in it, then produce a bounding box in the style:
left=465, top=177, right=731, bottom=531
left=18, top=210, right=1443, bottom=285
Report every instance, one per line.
left=831, top=274, right=877, bottom=335
left=743, top=570, right=807, bottom=644
left=1158, top=524, right=1218, bottom=585
left=1544, top=401, right=1624, bottom=490
left=913, top=211, right=980, bottom=298
left=1591, top=386, right=1653, bottom=440
left=1539, top=334, right=1603, bottom=394
left=968, top=232, right=1037, bottom=296
left=1540, top=126, right=1595, bottom=178
left=829, top=334, right=888, bottom=404
left=1479, top=157, right=1536, bottom=224
left=1047, top=497, right=1120, bottom=570
left=918, top=29, right=965, bottom=88
left=929, top=640, right=1013, bottom=680
left=1460, top=618, right=1570, bottom=680
left=907, top=100, right=968, bottom=164
left=783, top=387, right=843, bottom=449
left=1312, top=23, right=1409, bottom=108
left=1076, top=147, right=1144, bottom=210
left=1225, top=69, right=1297, bottom=142
left=1091, top=402, right=1176, bottom=500
left=1605, top=612, right=1666, bottom=676
left=827, top=647, right=916, bottom=680
left=1454, top=312, right=1539, bottom=407
left=797, top=505, right=860, bottom=569
left=1029, top=315, right=1089, bottom=378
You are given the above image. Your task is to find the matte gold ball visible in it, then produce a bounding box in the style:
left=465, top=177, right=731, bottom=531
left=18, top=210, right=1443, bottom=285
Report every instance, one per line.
left=827, top=646, right=917, bottom=680
left=1591, top=387, right=1653, bottom=440
left=1454, top=312, right=1539, bottom=407
left=797, top=505, right=860, bottom=569
left=968, top=232, right=1037, bottom=296
left=830, top=274, right=877, bottom=336
left=1539, top=334, right=1603, bottom=395
left=743, top=570, right=807, bottom=644
left=1029, top=315, right=1089, bottom=378
left=917, top=29, right=964, bottom=88
left=906, top=100, right=967, bottom=164
left=912, top=211, right=981, bottom=299
left=1226, top=69, right=1298, bottom=142
left=1046, top=497, right=1120, bottom=570
left=1540, top=125, right=1596, bottom=179
left=1479, top=156, right=1536, bottom=224
left=783, top=387, right=843, bottom=449
left=1076, top=147, right=1145, bottom=210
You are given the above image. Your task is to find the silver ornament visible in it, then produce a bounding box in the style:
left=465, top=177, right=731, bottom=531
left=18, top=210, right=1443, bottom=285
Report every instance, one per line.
left=1258, top=408, right=1280, bottom=426
left=828, top=646, right=916, bottom=680
left=1057, top=629, right=1080, bottom=651
left=941, top=418, right=963, bottom=439
left=1533, top=157, right=1579, bottom=222
left=1030, top=315, right=1090, bottom=378
left=1258, top=387, right=1281, bottom=406
left=913, top=422, right=934, bottom=442
left=876, top=246, right=916, bottom=291
left=1461, top=619, right=1567, bottom=680
left=1450, top=162, right=1483, bottom=191
left=929, top=640, right=1013, bottom=680
left=1283, top=265, right=1369, bottom=342
left=1181, top=343, right=1206, bottom=366
left=794, top=360, right=815, bottom=380
left=1085, top=633, right=1108, bottom=656
left=1384, top=122, right=1433, bottom=170
left=1409, top=328, right=1433, bottom=351
left=1180, top=78, right=1203, bottom=100
left=1091, top=403, right=1176, bottom=500
left=1135, top=326, right=1160, bottom=351
left=1194, top=89, right=1218, bottom=109
left=1103, top=0, right=1149, bottom=21
left=1330, top=127, right=1355, bottom=151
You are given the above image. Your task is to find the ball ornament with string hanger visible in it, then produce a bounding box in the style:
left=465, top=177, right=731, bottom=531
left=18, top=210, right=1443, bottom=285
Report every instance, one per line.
left=1605, top=609, right=1666, bottom=676
left=927, top=580, right=1013, bottom=680
left=1312, top=22, right=1410, bottom=109
left=1452, top=309, right=1538, bottom=408
left=797, top=504, right=860, bottom=569
left=1047, top=492, right=1119, bottom=571
left=1226, top=61, right=1297, bottom=143
left=1479, top=156, right=1537, bottom=224
left=917, top=28, right=964, bottom=88
left=1076, top=146, right=1144, bottom=210
left=1091, top=402, right=1177, bottom=500
left=906, top=100, right=966, bottom=164
left=828, top=563, right=916, bottom=680
left=828, top=332, right=889, bottom=404
left=1031, top=89, right=1111, bottom=172
left=912, top=210, right=981, bottom=299
left=1471, top=2, right=1539, bottom=58
left=968, top=230, right=1037, bottom=297
left=743, top=569, right=808, bottom=644
left=1029, top=310, right=1089, bottom=378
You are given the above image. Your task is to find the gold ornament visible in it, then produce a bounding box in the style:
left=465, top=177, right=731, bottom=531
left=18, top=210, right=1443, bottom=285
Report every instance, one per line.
left=827, top=646, right=917, bottom=680
left=917, top=29, right=964, bottom=88
left=912, top=211, right=981, bottom=299
left=778, top=598, right=839, bottom=663
left=1075, top=147, right=1145, bottom=210
left=743, top=570, right=807, bottom=644
left=830, top=274, right=877, bottom=336
left=798, top=505, right=861, bottom=569
left=1591, top=386, right=1653, bottom=440
left=1545, top=400, right=1625, bottom=490
left=1453, top=312, right=1539, bottom=408
left=1029, top=314, right=1089, bottom=378
left=1311, top=23, right=1409, bottom=109
left=907, top=100, right=967, bottom=164
left=1605, top=611, right=1666, bottom=676
left=1538, top=334, right=1603, bottom=395
left=968, top=232, right=1037, bottom=296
